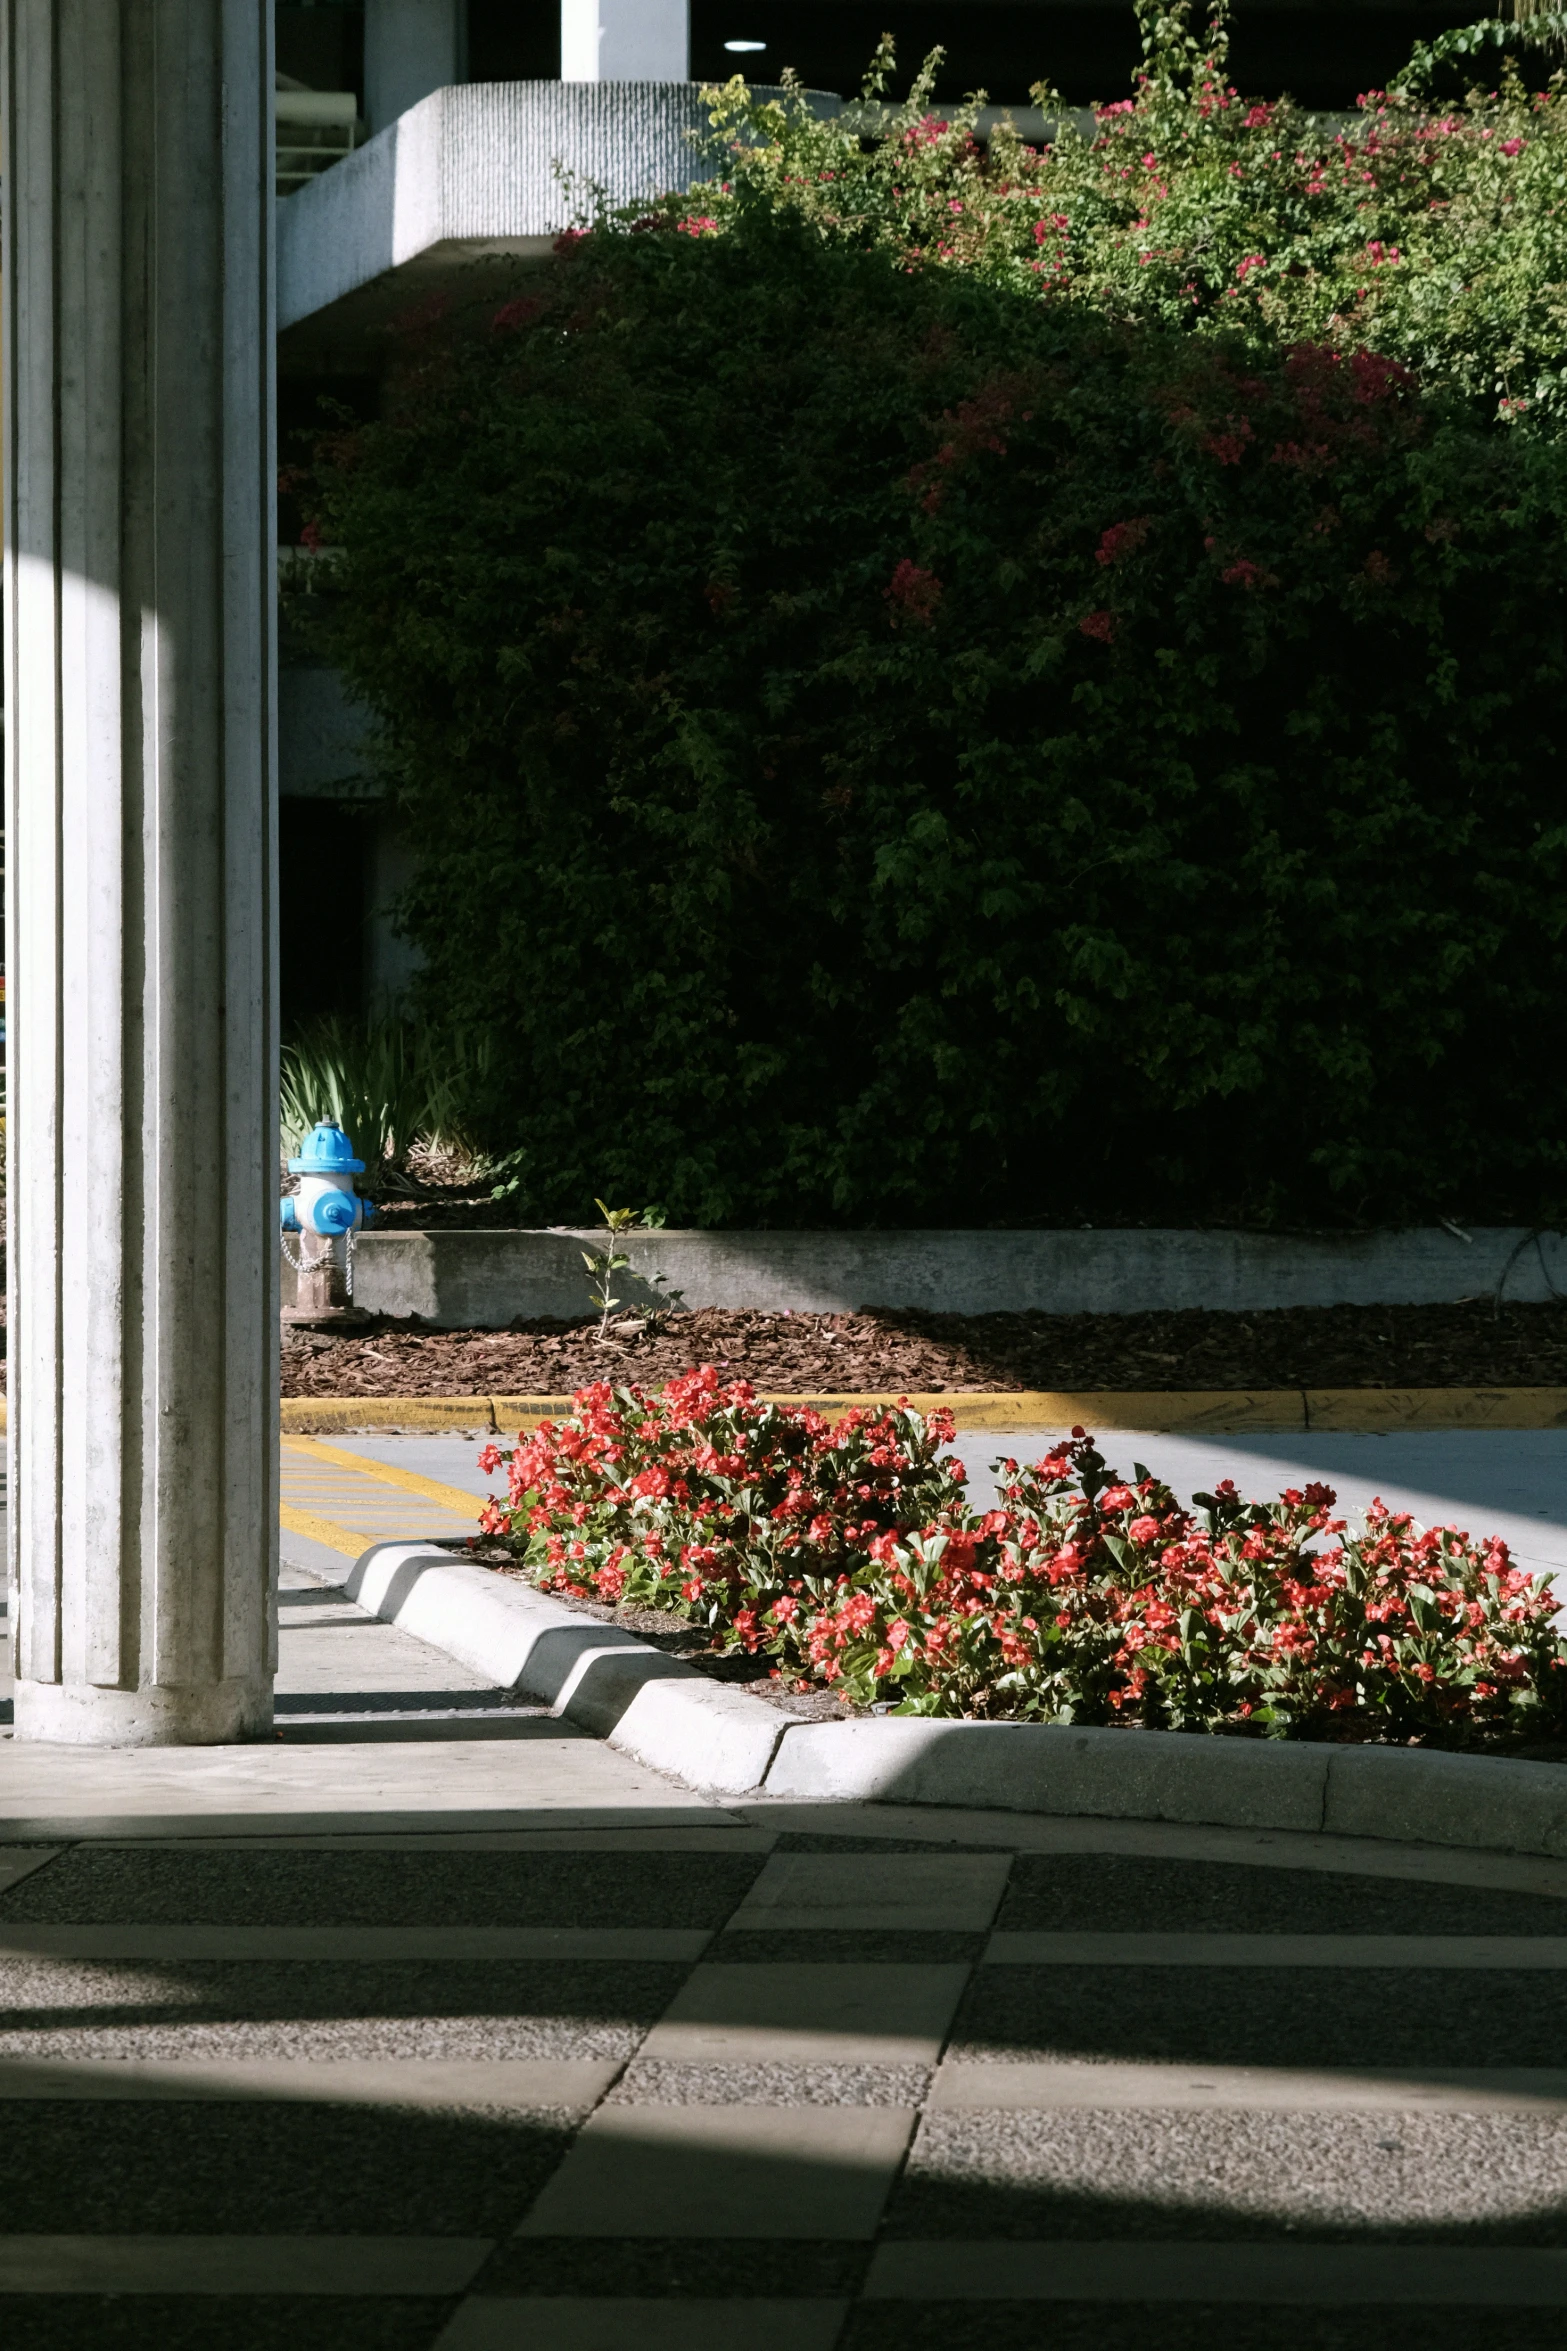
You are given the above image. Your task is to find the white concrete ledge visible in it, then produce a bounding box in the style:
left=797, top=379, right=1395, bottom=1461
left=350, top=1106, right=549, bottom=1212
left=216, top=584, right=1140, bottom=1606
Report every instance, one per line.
left=762, top=1719, right=1334, bottom=1832
left=337, top=1542, right=1567, bottom=1856
left=339, top=1544, right=788, bottom=1793
left=329, top=1222, right=1567, bottom=1323
left=278, top=80, right=842, bottom=332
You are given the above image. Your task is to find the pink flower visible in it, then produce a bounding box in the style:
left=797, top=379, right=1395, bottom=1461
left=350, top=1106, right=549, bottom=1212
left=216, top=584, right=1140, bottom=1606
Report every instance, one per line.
left=1079, top=609, right=1115, bottom=643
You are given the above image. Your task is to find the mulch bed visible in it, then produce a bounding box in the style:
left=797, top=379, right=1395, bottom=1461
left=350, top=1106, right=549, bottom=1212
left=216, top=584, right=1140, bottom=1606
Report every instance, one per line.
left=280, top=1298, right=1567, bottom=1398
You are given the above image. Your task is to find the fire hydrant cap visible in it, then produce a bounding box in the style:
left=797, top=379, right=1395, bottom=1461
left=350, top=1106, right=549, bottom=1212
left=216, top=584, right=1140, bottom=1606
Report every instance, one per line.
left=288, top=1119, right=366, bottom=1176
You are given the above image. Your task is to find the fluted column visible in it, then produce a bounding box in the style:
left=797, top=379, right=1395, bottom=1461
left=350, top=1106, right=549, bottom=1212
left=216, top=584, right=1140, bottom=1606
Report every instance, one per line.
left=4, top=0, right=278, bottom=1742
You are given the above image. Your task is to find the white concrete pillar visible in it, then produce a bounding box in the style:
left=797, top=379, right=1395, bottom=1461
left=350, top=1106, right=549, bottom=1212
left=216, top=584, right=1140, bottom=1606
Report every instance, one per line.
left=3, top=0, right=279, bottom=1744
left=561, top=0, right=689, bottom=81
left=364, top=0, right=466, bottom=135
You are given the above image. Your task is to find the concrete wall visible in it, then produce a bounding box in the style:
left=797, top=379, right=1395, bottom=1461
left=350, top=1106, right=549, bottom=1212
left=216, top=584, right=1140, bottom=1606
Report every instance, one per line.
left=278, top=667, right=375, bottom=799
left=307, top=1225, right=1567, bottom=1326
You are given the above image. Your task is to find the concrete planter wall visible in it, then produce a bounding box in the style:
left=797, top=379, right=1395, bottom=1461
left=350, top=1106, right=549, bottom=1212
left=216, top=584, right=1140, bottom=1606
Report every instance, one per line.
left=284, top=1223, right=1567, bottom=1327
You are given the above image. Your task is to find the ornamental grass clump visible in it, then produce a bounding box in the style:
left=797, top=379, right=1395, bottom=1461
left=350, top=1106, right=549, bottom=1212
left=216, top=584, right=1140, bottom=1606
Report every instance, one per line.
left=479, top=1375, right=1567, bottom=1745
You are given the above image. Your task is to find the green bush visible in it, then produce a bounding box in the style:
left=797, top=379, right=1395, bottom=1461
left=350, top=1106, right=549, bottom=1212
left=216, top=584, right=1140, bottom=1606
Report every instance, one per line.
left=305, top=12, right=1567, bottom=1228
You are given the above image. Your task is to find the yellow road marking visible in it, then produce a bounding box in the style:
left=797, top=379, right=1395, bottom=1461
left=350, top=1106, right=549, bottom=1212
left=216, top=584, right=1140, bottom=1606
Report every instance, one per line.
left=278, top=1501, right=367, bottom=1559
left=281, top=1435, right=487, bottom=1521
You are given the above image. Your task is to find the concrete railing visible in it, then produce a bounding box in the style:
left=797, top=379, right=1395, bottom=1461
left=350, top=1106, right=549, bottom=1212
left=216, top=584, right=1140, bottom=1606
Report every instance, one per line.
left=277, top=78, right=841, bottom=331
left=290, top=1224, right=1567, bottom=1326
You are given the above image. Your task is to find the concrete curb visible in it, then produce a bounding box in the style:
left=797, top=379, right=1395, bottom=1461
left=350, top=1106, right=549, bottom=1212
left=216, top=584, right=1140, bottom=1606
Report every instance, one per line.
left=335, top=1543, right=1567, bottom=1854
left=271, top=1387, right=1567, bottom=1437
left=338, top=1544, right=788, bottom=1795
left=760, top=1719, right=1567, bottom=1859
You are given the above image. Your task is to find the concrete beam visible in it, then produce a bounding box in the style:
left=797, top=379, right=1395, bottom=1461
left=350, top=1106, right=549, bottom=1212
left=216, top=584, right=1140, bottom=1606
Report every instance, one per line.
left=4, top=0, right=277, bottom=1742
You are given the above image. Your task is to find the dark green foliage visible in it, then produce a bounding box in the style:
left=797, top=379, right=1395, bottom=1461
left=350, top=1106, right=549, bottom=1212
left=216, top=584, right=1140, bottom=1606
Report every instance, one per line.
left=310, top=223, right=1567, bottom=1226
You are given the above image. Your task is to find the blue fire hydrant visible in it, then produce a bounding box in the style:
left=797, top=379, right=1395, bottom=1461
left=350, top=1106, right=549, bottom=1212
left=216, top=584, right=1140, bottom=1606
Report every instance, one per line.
left=280, top=1120, right=377, bottom=1237
left=280, top=1120, right=376, bottom=1322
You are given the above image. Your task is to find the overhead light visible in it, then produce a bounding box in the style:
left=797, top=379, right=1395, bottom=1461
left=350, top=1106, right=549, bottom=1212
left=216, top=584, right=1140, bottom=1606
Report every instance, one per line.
left=725, top=39, right=766, bottom=51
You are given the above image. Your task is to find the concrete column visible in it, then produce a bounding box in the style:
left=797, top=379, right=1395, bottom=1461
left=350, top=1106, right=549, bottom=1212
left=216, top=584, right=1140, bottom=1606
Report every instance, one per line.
left=561, top=0, right=689, bottom=81
left=364, top=0, right=466, bottom=135
left=3, top=0, right=278, bottom=1744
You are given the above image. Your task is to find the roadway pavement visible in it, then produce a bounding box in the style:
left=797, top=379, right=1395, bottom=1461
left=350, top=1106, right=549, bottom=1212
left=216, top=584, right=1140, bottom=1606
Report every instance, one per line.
left=317, top=1425, right=1567, bottom=1589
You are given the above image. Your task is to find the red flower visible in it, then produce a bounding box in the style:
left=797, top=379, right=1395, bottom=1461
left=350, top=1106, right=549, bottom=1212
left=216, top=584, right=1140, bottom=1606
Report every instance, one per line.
left=1096, top=517, right=1150, bottom=566
left=886, top=559, right=943, bottom=625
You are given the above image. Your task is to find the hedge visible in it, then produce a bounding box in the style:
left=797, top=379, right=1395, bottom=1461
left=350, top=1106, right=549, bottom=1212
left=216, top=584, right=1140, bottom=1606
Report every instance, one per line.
left=305, top=7, right=1567, bottom=1228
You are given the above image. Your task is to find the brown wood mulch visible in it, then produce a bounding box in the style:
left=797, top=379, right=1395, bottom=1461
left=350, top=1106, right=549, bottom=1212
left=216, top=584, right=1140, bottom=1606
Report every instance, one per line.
left=280, top=1298, right=1567, bottom=1398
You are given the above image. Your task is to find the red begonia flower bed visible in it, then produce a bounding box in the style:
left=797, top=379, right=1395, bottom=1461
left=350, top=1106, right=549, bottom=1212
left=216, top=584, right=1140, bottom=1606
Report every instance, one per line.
left=476, top=1369, right=1567, bottom=1743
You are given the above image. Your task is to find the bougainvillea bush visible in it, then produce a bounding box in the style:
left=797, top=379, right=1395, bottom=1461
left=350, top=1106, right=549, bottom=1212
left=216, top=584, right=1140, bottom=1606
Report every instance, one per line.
left=686, top=4, right=1567, bottom=423
left=305, top=1, right=1567, bottom=1230
left=478, top=1372, right=1567, bottom=1745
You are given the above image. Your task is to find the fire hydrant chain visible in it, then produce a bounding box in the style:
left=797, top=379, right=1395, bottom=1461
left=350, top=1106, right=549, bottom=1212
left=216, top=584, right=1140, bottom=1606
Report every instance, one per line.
left=279, top=1231, right=335, bottom=1280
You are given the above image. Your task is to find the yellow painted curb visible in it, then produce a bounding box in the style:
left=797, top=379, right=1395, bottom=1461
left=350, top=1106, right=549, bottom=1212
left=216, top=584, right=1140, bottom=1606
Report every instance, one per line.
left=263, top=1387, right=1567, bottom=1436
left=5, top=1391, right=1557, bottom=1440
left=279, top=1395, right=494, bottom=1432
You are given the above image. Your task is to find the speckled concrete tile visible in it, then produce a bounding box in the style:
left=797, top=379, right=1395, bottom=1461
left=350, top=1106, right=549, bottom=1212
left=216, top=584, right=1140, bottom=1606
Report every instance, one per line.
left=0, top=2104, right=570, bottom=2235
left=0, top=1957, right=686, bottom=2061
left=0, top=2237, right=487, bottom=2293
left=0, top=1849, right=767, bottom=1928
left=0, top=1850, right=65, bottom=1900
left=729, top=1852, right=1011, bottom=1933
left=886, top=2108, right=1567, bottom=2241
left=839, top=2308, right=1567, bottom=2351
left=0, top=2296, right=458, bottom=2351
left=862, top=2239, right=1567, bottom=2301
left=517, top=2105, right=915, bottom=2239
left=608, top=2059, right=929, bottom=2107
left=435, top=2296, right=850, bottom=2349
left=929, top=2060, right=1567, bottom=2114
left=995, top=1855, right=1567, bottom=1937
left=641, top=1964, right=968, bottom=2068
left=952, top=1966, right=1567, bottom=2068
left=0, top=2058, right=620, bottom=2110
